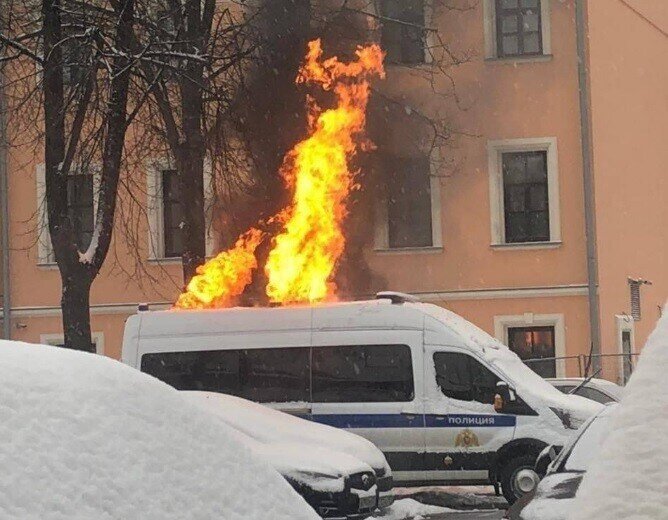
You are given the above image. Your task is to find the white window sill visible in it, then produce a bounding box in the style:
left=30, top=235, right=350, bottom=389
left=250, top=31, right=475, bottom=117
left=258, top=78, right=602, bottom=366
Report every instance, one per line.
left=37, top=262, right=58, bottom=270
left=374, top=246, right=443, bottom=255
left=491, top=241, right=562, bottom=251
left=485, top=54, right=553, bottom=65
left=147, top=257, right=182, bottom=265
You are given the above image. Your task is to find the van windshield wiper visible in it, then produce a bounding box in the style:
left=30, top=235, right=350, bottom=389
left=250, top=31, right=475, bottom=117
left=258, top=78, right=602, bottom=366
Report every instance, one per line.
left=568, top=368, right=602, bottom=396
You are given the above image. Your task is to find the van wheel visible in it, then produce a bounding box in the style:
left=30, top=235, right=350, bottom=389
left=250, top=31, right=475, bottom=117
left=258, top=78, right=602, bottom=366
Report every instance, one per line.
left=499, top=454, right=539, bottom=505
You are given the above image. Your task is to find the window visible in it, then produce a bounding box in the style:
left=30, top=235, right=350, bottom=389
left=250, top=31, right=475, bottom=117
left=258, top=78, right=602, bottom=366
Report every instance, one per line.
left=312, top=344, right=414, bottom=403
left=495, top=0, right=542, bottom=57
left=35, top=164, right=98, bottom=264
left=147, top=162, right=214, bottom=261
left=140, top=348, right=311, bottom=403
left=67, top=173, right=95, bottom=251
left=40, top=332, right=104, bottom=355
left=161, top=169, right=185, bottom=258
left=433, top=352, right=500, bottom=404
left=242, top=348, right=310, bottom=403
left=386, top=155, right=433, bottom=248
left=487, top=138, right=560, bottom=246
left=483, top=0, right=551, bottom=60
left=380, top=0, right=425, bottom=64
left=502, top=151, right=549, bottom=243
left=507, top=326, right=555, bottom=377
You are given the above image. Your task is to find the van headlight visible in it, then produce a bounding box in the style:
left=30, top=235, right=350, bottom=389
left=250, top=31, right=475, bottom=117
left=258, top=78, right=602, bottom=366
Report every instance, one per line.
left=550, top=407, right=585, bottom=430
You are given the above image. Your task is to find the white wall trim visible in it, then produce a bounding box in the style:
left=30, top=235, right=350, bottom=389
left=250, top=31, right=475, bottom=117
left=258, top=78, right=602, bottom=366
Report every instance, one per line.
left=494, top=312, right=566, bottom=377
left=487, top=137, right=561, bottom=246
left=9, top=301, right=172, bottom=318
left=40, top=331, right=105, bottom=355
left=483, top=0, right=551, bottom=59
left=407, top=284, right=588, bottom=301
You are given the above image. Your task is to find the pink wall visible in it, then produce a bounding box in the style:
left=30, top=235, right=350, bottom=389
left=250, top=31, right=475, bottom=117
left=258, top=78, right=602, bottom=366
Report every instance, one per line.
left=587, top=0, right=668, bottom=352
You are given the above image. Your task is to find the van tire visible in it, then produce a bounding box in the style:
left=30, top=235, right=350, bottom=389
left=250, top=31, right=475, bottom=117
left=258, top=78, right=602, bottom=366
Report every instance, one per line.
left=499, top=454, right=537, bottom=505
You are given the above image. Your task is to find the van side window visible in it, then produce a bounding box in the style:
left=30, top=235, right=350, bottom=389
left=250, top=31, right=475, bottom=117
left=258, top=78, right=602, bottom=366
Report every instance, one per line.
left=312, top=344, right=414, bottom=403
left=433, top=352, right=500, bottom=405
left=141, top=350, right=241, bottom=393
left=140, top=348, right=310, bottom=403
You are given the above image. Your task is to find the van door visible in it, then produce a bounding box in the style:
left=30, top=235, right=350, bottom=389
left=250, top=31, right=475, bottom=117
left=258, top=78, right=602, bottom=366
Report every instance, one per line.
left=423, top=346, right=516, bottom=484
left=310, top=330, right=426, bottom=484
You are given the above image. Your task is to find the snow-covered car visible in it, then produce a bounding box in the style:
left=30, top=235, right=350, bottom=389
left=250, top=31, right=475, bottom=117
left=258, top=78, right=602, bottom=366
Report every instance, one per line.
left=568, top=311, right=668, bottom=519
left=547, top=377, right=623, bottom=404
left=0, top=340, right=319, bottom=520
left=507, top=404, right=616, bottom=520
left=183, top=391, right=394, bottom=519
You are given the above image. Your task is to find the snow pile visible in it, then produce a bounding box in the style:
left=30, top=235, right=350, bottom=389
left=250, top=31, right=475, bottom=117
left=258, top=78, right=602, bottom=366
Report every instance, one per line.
left=571, top=310, right=668, bottom=519
left=0, top=341, right=318, bottom=520
left=375, top=498, right=452, bottom=520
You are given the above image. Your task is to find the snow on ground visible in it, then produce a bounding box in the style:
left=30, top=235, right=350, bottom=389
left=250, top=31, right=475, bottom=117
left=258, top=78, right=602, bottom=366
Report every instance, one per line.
left=0, top=341, right=318, bottom=520
left=570, top=309, right=668, bottom=519
left=375, top=498, right=453, bottom=519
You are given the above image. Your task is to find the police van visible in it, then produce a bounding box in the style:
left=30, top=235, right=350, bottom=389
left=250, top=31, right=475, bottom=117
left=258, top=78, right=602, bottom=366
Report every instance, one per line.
left=121, top=292, right=602, bottom=503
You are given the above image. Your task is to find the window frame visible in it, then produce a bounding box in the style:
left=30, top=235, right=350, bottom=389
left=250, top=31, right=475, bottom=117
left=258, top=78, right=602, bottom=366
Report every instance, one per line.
left=378, top=0, right=429, bottom=66
left=483, top=0, right=552, bottom=61
left=615, top=314, right=636, bottom=385
left=487, top=137, right=561, bottom=248
left=506, top=324, right=556, bottom=378
left=494, top=313, right=566, bottom=377
left=40, top=332, right=105, bottom=355
left=494, top=0, right=543, bottom=58
left=36, top=163, right=100, bottom=266
left=146, top=159, right=214, bottom=262
left=374, top=153, right=443, bottom=252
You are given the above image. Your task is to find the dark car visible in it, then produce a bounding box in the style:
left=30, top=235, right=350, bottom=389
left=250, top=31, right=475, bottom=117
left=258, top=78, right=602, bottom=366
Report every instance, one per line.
left=507, top=404, right=616, bottom=520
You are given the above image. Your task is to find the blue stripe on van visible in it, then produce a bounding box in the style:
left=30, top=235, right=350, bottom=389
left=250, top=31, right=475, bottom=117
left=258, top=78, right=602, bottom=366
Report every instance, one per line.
left=306, top=413, right=516, bottom=429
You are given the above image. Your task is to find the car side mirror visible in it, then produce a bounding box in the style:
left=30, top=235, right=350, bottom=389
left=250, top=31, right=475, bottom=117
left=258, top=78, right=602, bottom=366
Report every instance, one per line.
left=535, top=445, right=559, bottom=478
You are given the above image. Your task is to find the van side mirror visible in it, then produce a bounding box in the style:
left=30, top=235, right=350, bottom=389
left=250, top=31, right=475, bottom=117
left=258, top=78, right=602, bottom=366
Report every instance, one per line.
left=494, top=381, right=516, bottom=413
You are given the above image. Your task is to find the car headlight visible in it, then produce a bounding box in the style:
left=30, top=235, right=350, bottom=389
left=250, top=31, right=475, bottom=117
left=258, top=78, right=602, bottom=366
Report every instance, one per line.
left=348, top=472, right=376, bottom=491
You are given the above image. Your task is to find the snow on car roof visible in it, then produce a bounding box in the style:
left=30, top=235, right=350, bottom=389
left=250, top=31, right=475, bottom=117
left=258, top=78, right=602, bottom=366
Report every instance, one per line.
left=570, top=309, right=668, bottom=519
left=0, top=341, right=318, bottom=520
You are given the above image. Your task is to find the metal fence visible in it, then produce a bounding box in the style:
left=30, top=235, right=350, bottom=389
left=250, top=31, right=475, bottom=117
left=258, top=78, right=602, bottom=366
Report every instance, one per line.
left=523, top=352, right=640, bottom=385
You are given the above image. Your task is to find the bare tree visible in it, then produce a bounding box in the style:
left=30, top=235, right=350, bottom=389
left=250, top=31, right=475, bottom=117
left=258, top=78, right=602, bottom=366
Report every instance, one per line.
left=1, top=0, right=139, bottom=351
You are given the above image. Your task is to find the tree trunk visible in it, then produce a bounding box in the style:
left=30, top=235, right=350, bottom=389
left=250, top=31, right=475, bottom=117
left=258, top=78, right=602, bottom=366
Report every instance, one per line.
left=61, top=271, right=94, bottom=352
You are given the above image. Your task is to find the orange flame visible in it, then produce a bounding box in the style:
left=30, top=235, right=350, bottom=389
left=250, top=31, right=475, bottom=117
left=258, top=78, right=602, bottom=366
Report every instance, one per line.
left=265, top=40, right=385, bottom=304
left=174, top=40, right=384, bottom=309
left=174, top=228, right=264, bottom=309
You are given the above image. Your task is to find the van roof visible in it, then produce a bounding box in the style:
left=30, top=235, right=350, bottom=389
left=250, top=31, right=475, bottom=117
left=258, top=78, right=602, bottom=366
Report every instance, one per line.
left=128, top=298, right=505, bottom=352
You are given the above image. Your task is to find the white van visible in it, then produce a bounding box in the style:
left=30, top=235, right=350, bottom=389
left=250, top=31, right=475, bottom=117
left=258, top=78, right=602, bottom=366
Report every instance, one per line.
left=122, top=292, right=602, bottom=503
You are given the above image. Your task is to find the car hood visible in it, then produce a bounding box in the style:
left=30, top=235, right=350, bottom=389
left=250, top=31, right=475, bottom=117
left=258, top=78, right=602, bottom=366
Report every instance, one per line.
left=182, top=391, right=389, bottom=474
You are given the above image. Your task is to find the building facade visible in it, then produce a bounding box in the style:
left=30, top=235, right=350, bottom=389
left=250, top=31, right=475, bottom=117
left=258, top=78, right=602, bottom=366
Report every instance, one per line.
left=1, top=0, right=666, bottom=384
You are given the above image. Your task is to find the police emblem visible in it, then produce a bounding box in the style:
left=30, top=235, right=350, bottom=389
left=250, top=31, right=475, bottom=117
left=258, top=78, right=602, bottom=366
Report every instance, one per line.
left=455, top=428, right=480, bottom=448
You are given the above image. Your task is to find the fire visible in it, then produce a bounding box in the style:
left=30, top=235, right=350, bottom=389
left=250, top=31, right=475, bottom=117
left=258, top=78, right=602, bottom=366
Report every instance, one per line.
left=174, top=40, right=384, bottom=309
left=265, top=40, right=385, bottom=304
left=175, top=228, right=264, bottom=309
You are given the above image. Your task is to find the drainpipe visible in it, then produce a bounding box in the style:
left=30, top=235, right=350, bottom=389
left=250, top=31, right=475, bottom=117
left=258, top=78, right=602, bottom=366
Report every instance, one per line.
left=0, top=17, right=9, bottom=339
left=575, top=0, right=601, bottom=370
